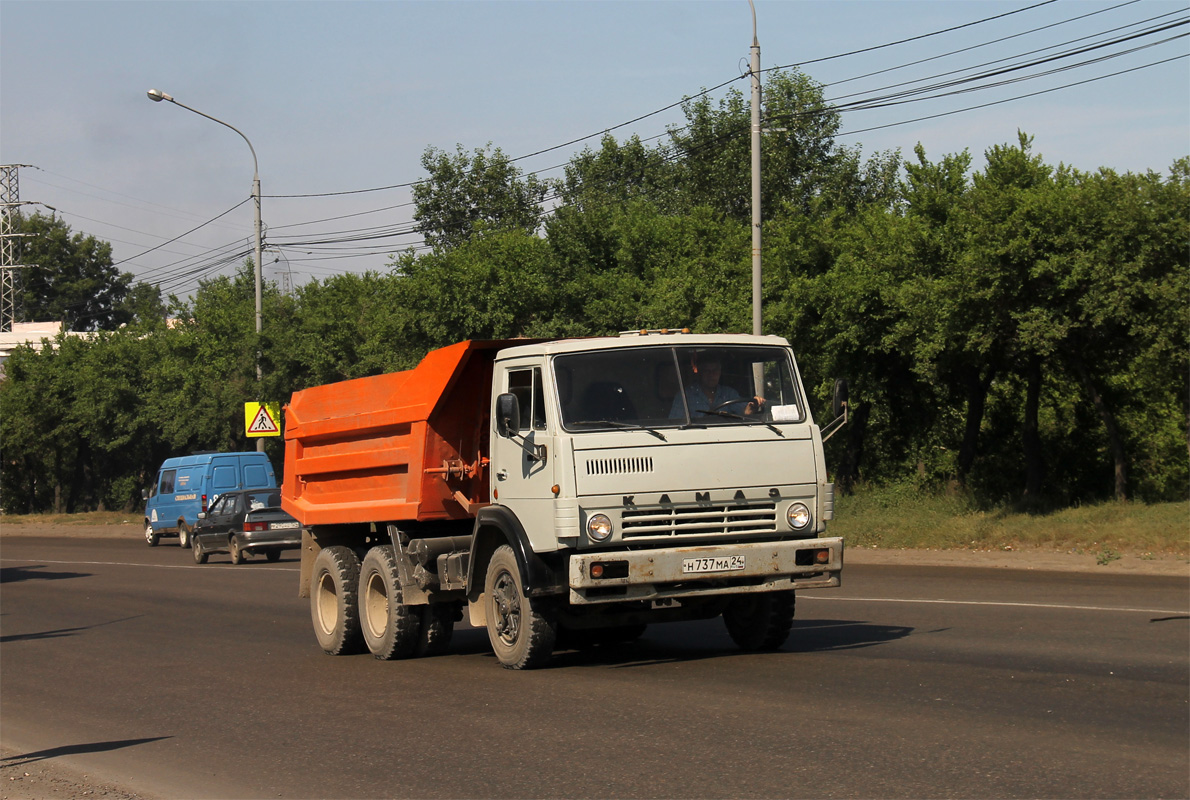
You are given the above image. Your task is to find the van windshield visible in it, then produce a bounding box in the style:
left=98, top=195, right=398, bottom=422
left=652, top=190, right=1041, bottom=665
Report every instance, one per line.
left=554, top=345, right=803, bottom=432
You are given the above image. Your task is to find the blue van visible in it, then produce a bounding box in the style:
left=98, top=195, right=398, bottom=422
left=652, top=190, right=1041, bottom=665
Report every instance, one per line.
left=143, top=452, right=277, bottom=547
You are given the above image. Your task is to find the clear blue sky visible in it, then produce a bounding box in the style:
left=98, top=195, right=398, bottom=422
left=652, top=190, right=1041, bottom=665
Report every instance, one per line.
left=3, top=0, right=1187, bottom=298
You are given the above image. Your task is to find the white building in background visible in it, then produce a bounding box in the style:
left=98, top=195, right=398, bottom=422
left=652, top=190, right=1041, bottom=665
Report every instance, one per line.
left=0, top=321, right=94, bottom=375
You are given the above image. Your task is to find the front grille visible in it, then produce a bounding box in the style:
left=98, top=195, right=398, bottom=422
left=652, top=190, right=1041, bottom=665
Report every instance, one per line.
left=586, top=456, right=654, bottom=476
left=621, top=502, right=778, bottom=539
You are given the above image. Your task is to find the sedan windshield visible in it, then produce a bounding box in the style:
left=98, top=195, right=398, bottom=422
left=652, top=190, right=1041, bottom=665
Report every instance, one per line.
left=555, top=344, right=803, bottom=431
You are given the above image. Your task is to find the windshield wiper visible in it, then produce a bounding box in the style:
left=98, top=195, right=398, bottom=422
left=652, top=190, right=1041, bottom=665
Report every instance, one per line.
left=689, top=410, right=784, bottom=436
left=568, top=420, right=667, bottom=441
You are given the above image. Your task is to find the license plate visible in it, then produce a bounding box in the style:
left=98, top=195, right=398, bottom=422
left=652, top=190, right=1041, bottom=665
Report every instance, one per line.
left=682, top=555, right=746, bottom=574
left=270, top=521, right=300, bottom=530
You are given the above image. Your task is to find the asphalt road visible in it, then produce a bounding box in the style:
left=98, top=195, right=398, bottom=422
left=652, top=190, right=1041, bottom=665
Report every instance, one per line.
left=1, top=536, right=1186, bottom=800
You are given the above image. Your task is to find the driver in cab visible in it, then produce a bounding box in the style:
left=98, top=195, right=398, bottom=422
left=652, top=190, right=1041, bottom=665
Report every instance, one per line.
left=671, top=352, right=765, bottom=418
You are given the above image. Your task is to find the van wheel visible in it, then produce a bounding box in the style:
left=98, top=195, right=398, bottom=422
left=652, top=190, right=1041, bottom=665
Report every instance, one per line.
left=193, top=541, right=208, bottom=564
left=311, top=546, right=364, bottom=655
left=229, top=536, right=244, bottom=565
left=358, top=546, right=420, bottom=660
left=144, top=522, right=159, bottom=547
left=177, top=523, right=191, bottom=549
left=484, top=545, right=556, bottom=669
left=723, top=590, right=796, bottom=650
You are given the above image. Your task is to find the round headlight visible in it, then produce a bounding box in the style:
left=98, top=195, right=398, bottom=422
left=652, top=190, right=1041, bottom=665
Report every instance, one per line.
left=587, top=513, right=613, bottom=542
left=787, top=502, right=811, bottom=530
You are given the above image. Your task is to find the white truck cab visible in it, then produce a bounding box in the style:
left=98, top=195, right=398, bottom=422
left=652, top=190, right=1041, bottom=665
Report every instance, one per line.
left=481, top=332, right=843, bottom=662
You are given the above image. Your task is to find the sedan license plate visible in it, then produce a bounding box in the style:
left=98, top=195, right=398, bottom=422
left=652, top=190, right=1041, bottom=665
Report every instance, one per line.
left=270, top=521, right=300, bottom=530
left=682, top=555, right=746, bottom=574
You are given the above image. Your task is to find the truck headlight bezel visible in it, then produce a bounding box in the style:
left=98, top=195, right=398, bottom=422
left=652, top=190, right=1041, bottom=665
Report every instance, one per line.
left=586, top=513, right=613, bottom=542
left=787, top=502, right=811, bottom=531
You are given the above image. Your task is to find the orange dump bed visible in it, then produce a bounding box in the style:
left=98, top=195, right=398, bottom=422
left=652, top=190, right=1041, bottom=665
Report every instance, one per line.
left=282, top=340, right=512, bottom=527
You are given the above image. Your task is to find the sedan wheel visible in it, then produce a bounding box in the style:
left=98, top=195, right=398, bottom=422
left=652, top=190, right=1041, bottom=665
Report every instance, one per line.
left=229, top=536, right=244, bottom=565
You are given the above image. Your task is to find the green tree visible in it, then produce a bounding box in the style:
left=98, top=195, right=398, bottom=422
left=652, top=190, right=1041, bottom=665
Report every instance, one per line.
left=558, top=134, right=681, bottom=213
left=669, top=68, right=890, bottom=221
left=413, top=143, right=549, bottom=250
left=13, top=212, right=136, bottom=331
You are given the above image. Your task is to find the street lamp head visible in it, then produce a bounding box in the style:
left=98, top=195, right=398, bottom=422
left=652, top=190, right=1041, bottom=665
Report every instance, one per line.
left=146, top=88, right=172, bottom=103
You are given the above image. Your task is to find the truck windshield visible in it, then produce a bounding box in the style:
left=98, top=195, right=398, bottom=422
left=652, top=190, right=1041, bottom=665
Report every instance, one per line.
left=554, top=345, right=804, bottom=431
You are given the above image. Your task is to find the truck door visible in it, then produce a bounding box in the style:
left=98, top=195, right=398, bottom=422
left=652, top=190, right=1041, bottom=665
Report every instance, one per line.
left=492, top=365, right=556, bottom=515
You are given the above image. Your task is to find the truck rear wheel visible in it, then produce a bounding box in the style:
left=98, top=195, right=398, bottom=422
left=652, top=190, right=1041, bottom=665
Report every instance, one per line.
left=177, top=522, right=191, bottom=549
left=723, top=590, right=796, bottom=650
left=484, top=545, right=556, bottom=669
left=311, top=546, right=364, bottom=655
left=358, top=546, right=421, bottom=660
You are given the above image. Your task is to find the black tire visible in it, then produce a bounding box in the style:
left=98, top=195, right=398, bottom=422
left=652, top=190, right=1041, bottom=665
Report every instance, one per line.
left=265, top=549, right=281, bottom=563
left=357, top=546, right=420, bottom=660
left=723, top=590, right=796, bottom=650
left=177, top=522, right=191, bottom=549
left=484, top=545, right=556, bottom=669
left=144, top=522, right=159, bottom=547
left=311, top=546, right=365, bottom=655
left=229, top=536, right=244, bottom=565
left=415, top=602, right=458, bottom=657
left=193, top=540, right=208, bottom=564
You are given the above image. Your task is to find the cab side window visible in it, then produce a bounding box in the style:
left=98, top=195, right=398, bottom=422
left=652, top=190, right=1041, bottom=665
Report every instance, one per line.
left=508, top=368, right=547, bottom=432
left=159, top=470, right=176, bottom=495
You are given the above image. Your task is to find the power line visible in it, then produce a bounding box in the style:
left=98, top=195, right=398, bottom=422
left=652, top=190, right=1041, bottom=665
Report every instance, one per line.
left=111, top=198, right=250, bottom=268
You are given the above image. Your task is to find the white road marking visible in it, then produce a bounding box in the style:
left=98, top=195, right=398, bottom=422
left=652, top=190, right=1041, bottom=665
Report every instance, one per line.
left=4, top=559, right=1185, bottom=615
left=1, top=557, right=296, bottom=573
left=800, top=594, right=1186, bottom=615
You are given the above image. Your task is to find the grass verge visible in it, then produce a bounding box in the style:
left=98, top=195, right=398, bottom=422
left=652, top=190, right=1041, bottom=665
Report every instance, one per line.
left=831, top=488, right=1188, bottom=559
left=1, top=511, right=141, bottom=526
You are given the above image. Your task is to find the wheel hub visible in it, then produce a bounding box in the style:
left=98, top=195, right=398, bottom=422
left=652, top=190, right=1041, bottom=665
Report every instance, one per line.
left=492, top=571, right=521, bottom=645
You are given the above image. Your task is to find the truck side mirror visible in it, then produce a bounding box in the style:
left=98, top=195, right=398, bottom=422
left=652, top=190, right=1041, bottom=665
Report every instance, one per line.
left=832, top=379, right=849, bottom=418
left=141, top=488, right=149, bottom=501
left=495, top=393, right=520, bottom=439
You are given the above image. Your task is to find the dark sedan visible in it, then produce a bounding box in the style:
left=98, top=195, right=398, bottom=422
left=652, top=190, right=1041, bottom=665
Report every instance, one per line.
left=192, top=489, right=303, bottom=565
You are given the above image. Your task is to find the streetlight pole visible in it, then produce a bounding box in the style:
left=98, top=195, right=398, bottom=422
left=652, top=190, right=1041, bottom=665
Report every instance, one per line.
left=748, top=0, right=762, bottom=337
left=147, top=89, right=265, bottom=452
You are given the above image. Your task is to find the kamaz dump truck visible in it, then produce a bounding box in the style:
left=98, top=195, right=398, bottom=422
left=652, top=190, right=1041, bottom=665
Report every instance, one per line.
left=282, top=331, right=847, bottom=669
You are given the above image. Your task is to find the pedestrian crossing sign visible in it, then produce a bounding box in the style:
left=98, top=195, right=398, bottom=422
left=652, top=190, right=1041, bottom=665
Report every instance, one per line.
left=244, top=402, right=281, bottom=437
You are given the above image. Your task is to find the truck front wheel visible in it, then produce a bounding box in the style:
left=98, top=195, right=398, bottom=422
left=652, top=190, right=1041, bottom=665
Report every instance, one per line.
left=358, top=546, right=420, bottom=660
left=310, top=546, right=364, bottom=655
left=723, top=590, right=796, bottom=650
left=144, top=522, right=159, bottom=547
left=484, top=545, right=556, bottom=669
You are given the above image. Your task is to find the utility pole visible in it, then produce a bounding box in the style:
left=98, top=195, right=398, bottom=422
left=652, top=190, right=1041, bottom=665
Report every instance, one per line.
left=0, top=165, right=36, bottom=333
left=748, top=0, right=762, bottom=336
